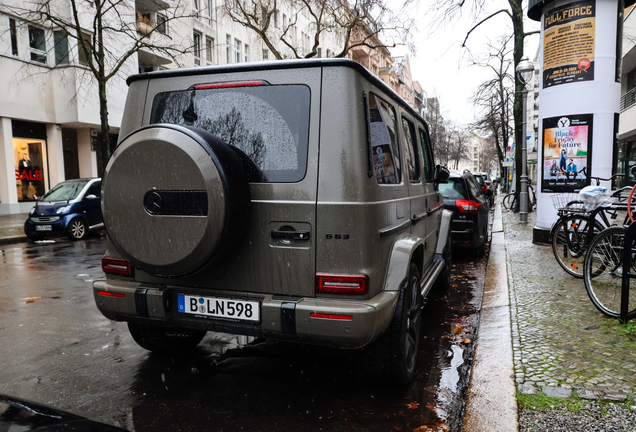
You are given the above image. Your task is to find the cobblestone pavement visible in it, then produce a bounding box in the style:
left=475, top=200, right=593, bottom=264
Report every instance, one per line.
left=503, top=211, right=636, bottom=401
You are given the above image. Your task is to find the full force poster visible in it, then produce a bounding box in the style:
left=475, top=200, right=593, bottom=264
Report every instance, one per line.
left=543, top=0, right=595, bottom=88
left=541, top=114, right=593, bottom=192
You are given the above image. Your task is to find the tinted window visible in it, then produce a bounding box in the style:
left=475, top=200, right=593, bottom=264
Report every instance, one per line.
left=439, top=178, right=468, bottom=200
left=473, top=175, right=485, bottom=186
left=418, top=128, right=434, bottom=182
left=150, top=85, right=310, bottom=183
left=368, top=94, right=401, bottom=184
left=401, top=117, right=420, bottom=183
left=40, top=180, right=89, bottom=202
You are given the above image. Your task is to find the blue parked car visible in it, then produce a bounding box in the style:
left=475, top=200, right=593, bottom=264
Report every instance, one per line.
left=24, top=178, right=102, bottom=241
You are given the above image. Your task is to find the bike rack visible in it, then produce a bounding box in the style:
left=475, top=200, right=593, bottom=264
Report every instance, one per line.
left=621, top=222, right=636, bottom=323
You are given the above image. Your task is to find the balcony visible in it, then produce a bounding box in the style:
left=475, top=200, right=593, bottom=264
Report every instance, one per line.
left=621, top=87, right=636, bottom=111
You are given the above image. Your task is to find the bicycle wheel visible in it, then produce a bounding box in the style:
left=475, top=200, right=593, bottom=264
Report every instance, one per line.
left=583, top=226, right=636, bottom=319
left=503, top=193, right=515, bottom=210
left=551, top=215, right=603, bottom=278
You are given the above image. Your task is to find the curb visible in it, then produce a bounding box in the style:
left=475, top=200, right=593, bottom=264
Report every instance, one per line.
left=461, top=202, right=518, bottom=432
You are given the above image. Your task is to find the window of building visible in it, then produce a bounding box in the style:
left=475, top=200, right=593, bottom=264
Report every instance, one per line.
left=53, top=30, right=69, bottom=65
left=77, top=32, right=92, bottom=66
left=206, top=0, right=214, bottom=25
left=193, top=0, right=200, bottom=18
left=234, top=38, right=241, bottom=63
left=28, top=25, right=47, bottom=64
left=233, top=0, right=240, bottom=14
left=326, top=49, right=332, bottom=58
left=226, top=34, right=231, bottom=63
left=9, top=18, right=18, bottom=57
left=283, top=14, right=287, bottom=28
left=157, top=14, right=168, bottom=34
left=261, top=7, right=267, bottom=25
left=263, top=49, right=268, bottom=60
left=14, top=138, right=48, bottom=202
left=244, top=44, right=248, bottom=62
left=193, top=32, right=201, bottom=65
left=274, top=10, right=279, bottom=28
left=317, top=47, right=321, bottom=58
left=206, top=37, right=214, bottom=64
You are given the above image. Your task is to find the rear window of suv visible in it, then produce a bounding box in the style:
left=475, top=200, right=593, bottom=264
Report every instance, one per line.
left=150, top=84, right=310, bottom=183
left=439, top=178, right=468, bottom=200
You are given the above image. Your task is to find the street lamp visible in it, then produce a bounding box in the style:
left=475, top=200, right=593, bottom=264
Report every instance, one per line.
left=516, top=55, right=535, bottom=224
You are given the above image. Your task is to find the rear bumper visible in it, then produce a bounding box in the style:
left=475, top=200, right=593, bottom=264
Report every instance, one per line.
left=93, top=279, right=399, bottom=349
left=450, top=219, right=484, bottom=247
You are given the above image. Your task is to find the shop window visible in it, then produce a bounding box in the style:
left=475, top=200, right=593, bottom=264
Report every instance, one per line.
left=14, top=139, right=47, bottom=202
left=54, top=30, right=69, bottom=65
left=9, top=18, right=18, bottom=57
left=28, top=25, right=47, bottom=64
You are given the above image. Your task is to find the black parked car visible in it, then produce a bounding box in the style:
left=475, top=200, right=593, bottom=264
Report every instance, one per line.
left=439, top=170, right=490, bottom=256
left=473, top=172, right=494, bottom=207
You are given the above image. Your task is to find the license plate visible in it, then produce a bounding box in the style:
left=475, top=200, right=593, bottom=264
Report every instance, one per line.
left=35, top=225, right=52, bottom=231
left=178, top=294, right=260, bottom=322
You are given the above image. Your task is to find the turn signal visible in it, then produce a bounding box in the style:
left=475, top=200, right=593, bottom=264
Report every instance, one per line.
left=456, top=200, right=482, bottom=213
left=102, top=257, right=134, bottom=277
left=316, top=273, right=369, bottom=295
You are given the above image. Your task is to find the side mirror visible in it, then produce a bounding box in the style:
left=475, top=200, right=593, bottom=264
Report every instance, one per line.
left=434, top=164, right=450, bottom=185
left=85, top=194, right=98, bottom=200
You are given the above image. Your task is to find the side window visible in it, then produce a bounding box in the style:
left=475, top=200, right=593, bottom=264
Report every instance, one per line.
left=418, top=128, right=434, bottom=183
left=401, top=117, right=420, bottom=183
left=86, top=181, right=101, bottom=198
left=466, top=176, right=483, bottom=199
left=368, top=94, right=401, bottom=184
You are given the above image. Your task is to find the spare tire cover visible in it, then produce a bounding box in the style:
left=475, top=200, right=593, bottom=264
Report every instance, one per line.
left=102, top=124, right=249, bottom=277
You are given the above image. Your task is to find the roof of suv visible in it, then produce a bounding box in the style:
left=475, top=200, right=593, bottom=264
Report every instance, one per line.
left=127, top=58, right=428, bottom=131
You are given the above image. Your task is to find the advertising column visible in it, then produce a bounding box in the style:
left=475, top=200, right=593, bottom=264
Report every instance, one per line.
left=528, top=0, right=631, bottom=242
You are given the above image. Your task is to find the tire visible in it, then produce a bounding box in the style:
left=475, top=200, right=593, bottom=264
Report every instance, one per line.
left=128, top=322, right=207, bottom=354
left=67, top=218, right=88, bottom=240
left=583, top=226, right=636, bottom=319
left=628, top=185, right=636, bottom=223
left=551, top=215, right=603, bottom=278
left=358, top=263, right=422, bottom=385
left=102, top=124, right=250, bottom=277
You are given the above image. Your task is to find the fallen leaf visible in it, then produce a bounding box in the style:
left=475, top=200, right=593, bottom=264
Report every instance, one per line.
left=406, top=402, right=419, bottom=409
left=463, top=338, right=472, bottom=344
left=453, top=325, right=462, bottom=334
left=571, top=264, right=578, bottom=270
left=413, top=427, right=430, bottom=432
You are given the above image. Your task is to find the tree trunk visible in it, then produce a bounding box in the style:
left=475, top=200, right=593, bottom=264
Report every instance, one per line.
left=510, top=0, right=524, bottom=212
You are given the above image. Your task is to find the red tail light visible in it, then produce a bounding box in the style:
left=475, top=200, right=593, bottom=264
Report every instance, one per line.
left=481, top=185, right=488, bottom=192
left=194, top=81, right=263, bottom=90
left=456, top=200, right=482, bottom=213
left=97, top=291, right=125, bottom=298
left=102, top=257, right=134, bottom=277
left=316, top=273, right=369, bottom=295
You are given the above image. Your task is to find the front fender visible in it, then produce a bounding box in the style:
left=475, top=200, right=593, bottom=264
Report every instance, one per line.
left=383, top=235, right=425, bottom=292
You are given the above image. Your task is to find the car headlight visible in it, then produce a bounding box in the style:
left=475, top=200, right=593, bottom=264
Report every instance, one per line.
left=29, top=206, right=36, bottom=215
left=56, top=205, right=71, bottom=214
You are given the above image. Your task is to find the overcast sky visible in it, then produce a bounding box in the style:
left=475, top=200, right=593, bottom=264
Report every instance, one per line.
left=391, top=1, right=541, bottom=126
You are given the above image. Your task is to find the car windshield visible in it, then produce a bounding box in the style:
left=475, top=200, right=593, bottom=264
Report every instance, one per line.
left=439, top=179, right=468, bottom=200
left=40, top=180, right=89, bottom=202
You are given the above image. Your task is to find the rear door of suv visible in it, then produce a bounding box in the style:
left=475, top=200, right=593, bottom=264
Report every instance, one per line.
left=142, top=68, right=320, bottom=297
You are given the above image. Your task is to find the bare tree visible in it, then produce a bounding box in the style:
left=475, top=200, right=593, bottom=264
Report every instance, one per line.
left=8, top=0, right=193, bottom=168
left=426, top=0, right=539, bottom=208
left=445, top=123, right=471, bottom=170
left=423, top=96, right=449, bottom=166
left=219, top=0, right=414, bottom=60
left=471, top=36, right=514, bottom=180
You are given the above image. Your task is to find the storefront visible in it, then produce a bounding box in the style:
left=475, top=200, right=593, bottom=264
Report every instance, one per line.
left=11, top=121, right=49, bottom=203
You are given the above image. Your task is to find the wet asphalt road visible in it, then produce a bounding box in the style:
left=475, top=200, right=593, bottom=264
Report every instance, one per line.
left=0, top=233, right=486, bottom=432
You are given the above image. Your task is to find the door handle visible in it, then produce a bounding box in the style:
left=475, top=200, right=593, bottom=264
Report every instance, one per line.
left=271, top=230, right=311, bottom=241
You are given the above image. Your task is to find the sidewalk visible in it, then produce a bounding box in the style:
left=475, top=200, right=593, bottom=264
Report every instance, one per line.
left=0, top=212, right=29, bottom=244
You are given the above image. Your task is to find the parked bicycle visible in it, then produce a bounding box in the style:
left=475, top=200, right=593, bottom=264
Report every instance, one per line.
left=502, top=185, right=536, bottom=211
left=582, top=166, right=636, bottom=319
left=551, top=169, right=629, bottom=278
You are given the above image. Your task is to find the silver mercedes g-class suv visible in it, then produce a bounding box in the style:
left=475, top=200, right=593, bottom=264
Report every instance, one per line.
left=93, top=59, right=452, bottom=384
